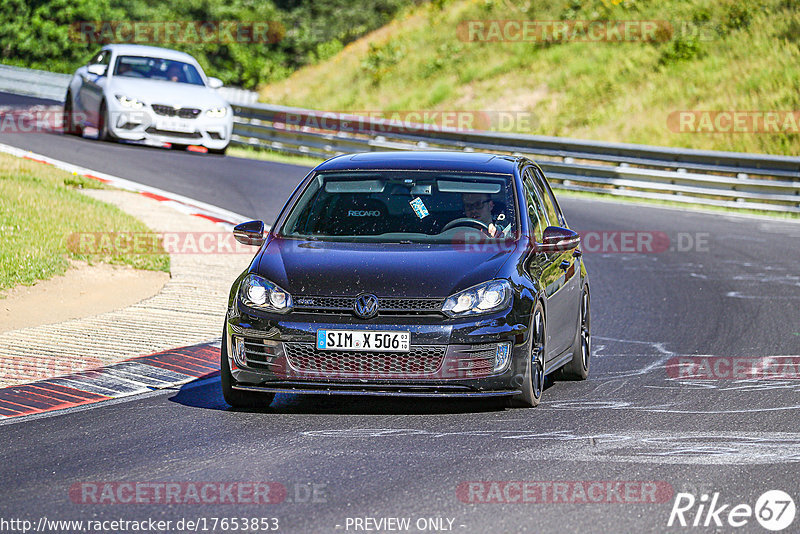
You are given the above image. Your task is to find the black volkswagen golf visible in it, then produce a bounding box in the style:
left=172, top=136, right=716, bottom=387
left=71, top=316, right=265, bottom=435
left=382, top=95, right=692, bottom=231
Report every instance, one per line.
left=222, top=152, right=590, bottom=408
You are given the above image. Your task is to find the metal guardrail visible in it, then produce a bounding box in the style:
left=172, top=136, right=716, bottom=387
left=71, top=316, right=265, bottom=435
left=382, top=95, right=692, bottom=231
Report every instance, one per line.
left=0, top=63, right=258, bottom=105
left=1, top=64, right=798, bottom=213
left=0, top=64, right=71, bottom=101
left=231, top=103, right=800, bottom=213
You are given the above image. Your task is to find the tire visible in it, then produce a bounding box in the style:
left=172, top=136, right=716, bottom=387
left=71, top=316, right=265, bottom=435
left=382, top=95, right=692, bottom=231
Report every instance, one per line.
left=220, top=328, right=275, bottom=408
left=97, top=101, right=116, bottom=142
left=559, top=287, right=591, bottom=380
left=208, top=145, right=227, bottom=155
left=63, top=94, right=81, bottom=136
left=507, top=302, right=546, bottom=408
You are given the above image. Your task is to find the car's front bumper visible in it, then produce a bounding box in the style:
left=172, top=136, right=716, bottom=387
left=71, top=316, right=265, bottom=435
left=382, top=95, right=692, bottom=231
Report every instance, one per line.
left=225, top=303, right=532, bottom=396
left=233, top=382, right=521, bottom=397
left=107, top=106, right=232, bottom=149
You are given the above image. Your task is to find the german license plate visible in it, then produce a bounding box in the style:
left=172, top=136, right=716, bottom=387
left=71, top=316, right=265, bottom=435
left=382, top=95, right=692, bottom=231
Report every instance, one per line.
left=157, top=118, right=194, bottom=133
left=316, top=330, right=410, bottom=352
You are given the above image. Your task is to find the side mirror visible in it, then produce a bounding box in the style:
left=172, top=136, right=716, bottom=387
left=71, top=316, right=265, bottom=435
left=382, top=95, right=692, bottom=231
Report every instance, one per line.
left=87, top=64, right=107, bottom=76
left=207, top=77, right=223, bottom=89
left=537, top=226, right=580, bottom=253
left=233, top=220, right=266, bottom=246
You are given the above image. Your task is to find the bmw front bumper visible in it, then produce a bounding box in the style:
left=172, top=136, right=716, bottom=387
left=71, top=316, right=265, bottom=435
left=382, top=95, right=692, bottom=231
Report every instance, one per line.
left=106, top=104, right=232, bottom=150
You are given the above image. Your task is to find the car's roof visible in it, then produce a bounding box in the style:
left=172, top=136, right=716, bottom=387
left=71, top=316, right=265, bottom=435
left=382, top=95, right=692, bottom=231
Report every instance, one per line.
left=314, top=151, right=524, bottom=174
left=103, top=44, right=198, bottom=63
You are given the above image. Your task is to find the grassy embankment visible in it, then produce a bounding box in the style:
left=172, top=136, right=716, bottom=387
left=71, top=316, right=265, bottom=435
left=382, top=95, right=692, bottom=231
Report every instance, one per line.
left=258, top=0, right=799, bottom=155
left=0, top=153, right=169, bottom=292
left=237, top=0, right=798, bottom=218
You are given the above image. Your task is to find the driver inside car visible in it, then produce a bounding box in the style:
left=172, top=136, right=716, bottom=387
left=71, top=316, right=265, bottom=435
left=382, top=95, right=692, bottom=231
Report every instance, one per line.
left=166, top=64, right=184, bottom=82
left=461, top=192, right=511, bottom=238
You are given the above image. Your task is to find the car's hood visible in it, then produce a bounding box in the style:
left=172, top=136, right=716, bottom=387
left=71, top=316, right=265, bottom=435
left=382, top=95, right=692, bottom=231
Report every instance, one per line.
left=108, top=77, right=227, bottom=109
left=255, top=238, right=518, bottom=298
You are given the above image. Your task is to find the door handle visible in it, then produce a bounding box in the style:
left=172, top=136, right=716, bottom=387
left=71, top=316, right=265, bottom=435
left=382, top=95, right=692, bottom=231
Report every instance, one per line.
left=559, top=260, right=570, bottom=271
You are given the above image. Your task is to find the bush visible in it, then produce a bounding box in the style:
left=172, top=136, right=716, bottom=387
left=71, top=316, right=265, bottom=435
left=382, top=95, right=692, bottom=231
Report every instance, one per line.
left=724, top=4, right=753, bottom=31
left=0, top=0, right=419, bottom=89
left=361, top=41, right=405, bottom=84
left=658, top=36, right=705, bottom=65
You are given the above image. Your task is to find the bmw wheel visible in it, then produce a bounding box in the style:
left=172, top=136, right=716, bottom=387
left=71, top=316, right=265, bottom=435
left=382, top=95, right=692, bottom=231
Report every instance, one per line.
left=63, top=93, right=81, bottom=136
left=97, top=101, right=116, bottom=142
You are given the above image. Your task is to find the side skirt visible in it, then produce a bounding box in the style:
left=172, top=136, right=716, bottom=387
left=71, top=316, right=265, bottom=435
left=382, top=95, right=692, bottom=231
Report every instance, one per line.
left=544, top=351, right=573, bottom=376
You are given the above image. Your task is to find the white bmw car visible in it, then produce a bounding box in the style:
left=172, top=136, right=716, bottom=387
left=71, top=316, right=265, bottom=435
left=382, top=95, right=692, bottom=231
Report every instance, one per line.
left=64, top=44, right=234, bottom=154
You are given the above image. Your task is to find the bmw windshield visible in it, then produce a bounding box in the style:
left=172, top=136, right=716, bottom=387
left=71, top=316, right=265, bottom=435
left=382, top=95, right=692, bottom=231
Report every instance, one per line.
left=113, top=56, right=205, bottom=86
left=279, top=171, right=518, bottom=243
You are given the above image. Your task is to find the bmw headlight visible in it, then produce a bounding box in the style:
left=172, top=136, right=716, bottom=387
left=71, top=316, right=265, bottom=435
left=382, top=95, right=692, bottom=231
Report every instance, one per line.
left=206, top=107, right=227, bottom=118
left=115, top=94, right=145, bottom=109
left=239, top=274, right=293, bottom=313
left=442, top=280, right=512, bottom=317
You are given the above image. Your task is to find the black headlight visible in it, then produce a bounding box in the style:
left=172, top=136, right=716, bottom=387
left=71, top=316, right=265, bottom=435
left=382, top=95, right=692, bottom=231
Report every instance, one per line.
left=442, top=279, right=512, bottom=317
left=239, top=274, right=293, bottom=313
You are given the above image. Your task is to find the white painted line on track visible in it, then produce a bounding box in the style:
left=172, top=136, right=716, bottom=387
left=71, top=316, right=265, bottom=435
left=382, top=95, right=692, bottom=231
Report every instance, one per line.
left=0, top=141, right=252, bottom=228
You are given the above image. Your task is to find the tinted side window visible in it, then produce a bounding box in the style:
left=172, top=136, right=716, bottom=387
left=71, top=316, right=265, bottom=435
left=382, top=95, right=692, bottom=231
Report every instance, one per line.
left=533, top=168, right=564, bottom=227
left=527, top=170, right=552, bottom=226
left=523, top=169, right=546, bottom=242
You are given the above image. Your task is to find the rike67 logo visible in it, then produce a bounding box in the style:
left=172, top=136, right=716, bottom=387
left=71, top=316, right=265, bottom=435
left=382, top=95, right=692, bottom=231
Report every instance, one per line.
left=668, top=490, right=796, bottom=531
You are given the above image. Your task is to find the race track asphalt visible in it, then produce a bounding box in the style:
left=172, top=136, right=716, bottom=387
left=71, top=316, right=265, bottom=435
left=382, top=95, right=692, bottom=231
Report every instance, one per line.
left=1, top=92, right=798, bottom=533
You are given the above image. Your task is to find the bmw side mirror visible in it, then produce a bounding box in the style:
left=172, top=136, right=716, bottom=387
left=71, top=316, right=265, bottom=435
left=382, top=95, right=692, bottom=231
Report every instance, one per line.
left=233, top=220, right=266, bottom=246
left=87, top=64, right=107, bottom=76
left=537, top=226, right=580, bottom=253
left=207, top=77, right=223, bottom=89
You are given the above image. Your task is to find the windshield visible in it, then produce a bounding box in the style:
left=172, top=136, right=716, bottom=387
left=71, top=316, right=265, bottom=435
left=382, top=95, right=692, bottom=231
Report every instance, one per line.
left=279, top=171, right=518, bottom=243
left=113, top=56, right=205, bottom=86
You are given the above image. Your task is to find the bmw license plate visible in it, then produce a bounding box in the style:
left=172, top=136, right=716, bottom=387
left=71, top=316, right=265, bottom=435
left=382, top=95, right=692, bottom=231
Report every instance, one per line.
left=157, top=118, right=194, bottom=133
left=316, top=330, right=410, bottom=352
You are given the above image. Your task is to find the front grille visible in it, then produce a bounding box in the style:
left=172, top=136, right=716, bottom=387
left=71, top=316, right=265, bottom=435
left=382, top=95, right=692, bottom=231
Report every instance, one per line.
left=294, top=296, right=444, bottom=316
left=145, top=126, right=201, bottom=139
left=178, top=108, right=201, bottom=119
left=284, top=343, right=445, bottom=377
left=151, top=104, right=201, bottom=119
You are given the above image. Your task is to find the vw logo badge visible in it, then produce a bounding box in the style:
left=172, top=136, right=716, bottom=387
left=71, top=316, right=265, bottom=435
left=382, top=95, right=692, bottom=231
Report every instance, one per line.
left=354, top=294, right=379, bottom=319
